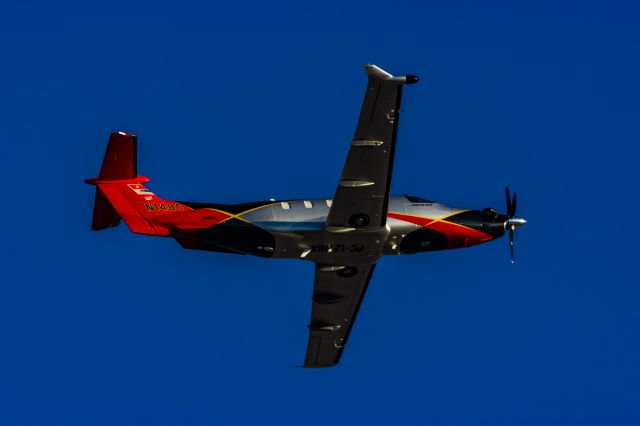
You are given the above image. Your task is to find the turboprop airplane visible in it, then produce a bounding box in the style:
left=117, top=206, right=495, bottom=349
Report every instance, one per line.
left=86, top=64, right=526, bottom=368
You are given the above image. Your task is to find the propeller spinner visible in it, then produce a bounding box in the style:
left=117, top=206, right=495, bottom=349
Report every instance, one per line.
left=505, top=186, right=527, bottom=263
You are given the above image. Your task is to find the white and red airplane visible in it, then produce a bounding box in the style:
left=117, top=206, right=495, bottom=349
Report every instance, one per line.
left=86, top=65, right=526, bottom=367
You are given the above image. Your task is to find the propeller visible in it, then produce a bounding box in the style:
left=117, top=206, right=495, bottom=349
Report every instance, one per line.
left=505, top=186, right=526, bottom=263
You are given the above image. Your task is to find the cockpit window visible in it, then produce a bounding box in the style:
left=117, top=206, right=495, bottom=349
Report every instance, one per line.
left=482, top=207, right=499, bottom=219
left=405, top=195, right=435, bottom=204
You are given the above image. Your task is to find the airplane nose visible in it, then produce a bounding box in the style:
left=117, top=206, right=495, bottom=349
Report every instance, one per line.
left=506, top=218, right=527, bottom=228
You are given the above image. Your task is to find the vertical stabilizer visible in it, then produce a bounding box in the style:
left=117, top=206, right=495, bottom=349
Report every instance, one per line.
left=98, top=132, right=137, bottom=180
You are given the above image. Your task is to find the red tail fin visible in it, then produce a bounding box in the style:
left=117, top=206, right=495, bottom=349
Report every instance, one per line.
left=99, top=132, right=137, bottom=180
left=87, top=132, right=137, bottom=230
left=86, top=132, right=191, bottom=235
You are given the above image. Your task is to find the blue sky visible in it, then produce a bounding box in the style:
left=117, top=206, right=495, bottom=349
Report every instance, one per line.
left=1, top=1, right=639, bottom=424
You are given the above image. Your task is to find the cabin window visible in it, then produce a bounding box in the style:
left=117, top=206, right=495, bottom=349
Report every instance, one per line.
left=304, top=200, right=313, bottom=208
left=281, top=202, right=290, bottom=210
left=326, top=200, right=333, bottom=207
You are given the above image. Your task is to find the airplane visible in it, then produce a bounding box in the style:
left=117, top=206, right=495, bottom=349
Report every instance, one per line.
left=86, top=64, right=526, bottom=368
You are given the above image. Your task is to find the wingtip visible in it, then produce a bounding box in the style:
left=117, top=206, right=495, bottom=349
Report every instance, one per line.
left=363, top=64, right=393, bottom=79
left=363, top=64, right=419, bottom=84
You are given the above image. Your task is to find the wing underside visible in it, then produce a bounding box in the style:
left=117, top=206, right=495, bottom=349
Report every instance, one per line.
left=304, top=263, right=377, bottom=368
left=325, top=64, right=417, bottom=231
left=302, top=64, right=417, bottom=367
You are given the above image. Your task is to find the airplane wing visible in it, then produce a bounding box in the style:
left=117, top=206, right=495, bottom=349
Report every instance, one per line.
left=325, top=64, right=418, bottom=231
left=304, top=263, right=377, bottom=368
left=303, top=65, right=417, bottom=368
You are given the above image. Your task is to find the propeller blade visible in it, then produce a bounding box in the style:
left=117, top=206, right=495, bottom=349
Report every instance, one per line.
left=505, top=186, right=512, bottom=217
left=509, top=227, right=515, bottom=263
left=504, top=186, right=523, bottom=263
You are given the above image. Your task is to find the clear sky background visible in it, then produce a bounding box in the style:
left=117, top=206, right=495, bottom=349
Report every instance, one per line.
left=1, top=1, right=639, bottom=424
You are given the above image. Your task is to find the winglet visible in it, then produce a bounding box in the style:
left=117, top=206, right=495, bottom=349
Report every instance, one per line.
left=363, top=64, right=418, bottom=84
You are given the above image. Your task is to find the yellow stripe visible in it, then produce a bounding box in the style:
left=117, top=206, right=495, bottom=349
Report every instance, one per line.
left=206, top=203, right=278, bottom=225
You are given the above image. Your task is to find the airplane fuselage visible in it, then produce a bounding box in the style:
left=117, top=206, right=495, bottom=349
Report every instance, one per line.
left=176, top=195, right=509, bottom=264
